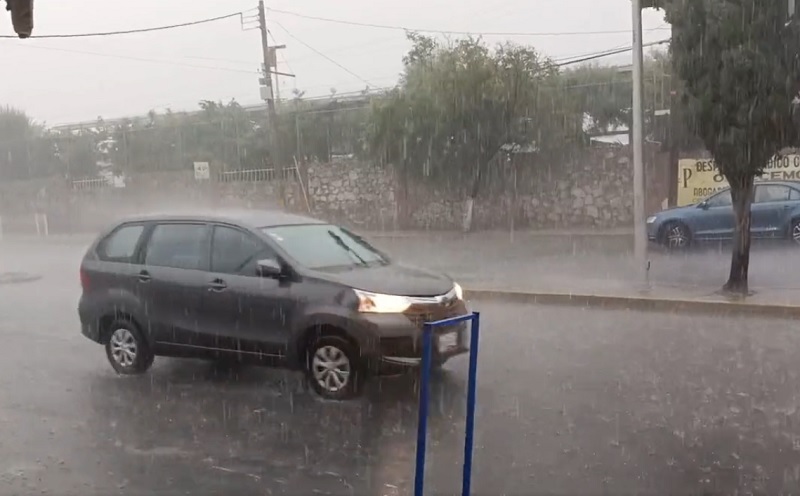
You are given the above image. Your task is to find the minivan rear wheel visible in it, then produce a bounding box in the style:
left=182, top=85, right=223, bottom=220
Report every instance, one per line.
left=104, top=320, right=154, bottom=375
left=306, top=336, right=362, bottom=400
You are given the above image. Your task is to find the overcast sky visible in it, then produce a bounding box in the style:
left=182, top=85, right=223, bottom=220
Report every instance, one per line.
left=0, top=0, right=667, bottom=125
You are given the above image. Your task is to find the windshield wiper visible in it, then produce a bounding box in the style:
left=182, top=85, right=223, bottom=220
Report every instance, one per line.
left=327, top=230, right=368, bottom=267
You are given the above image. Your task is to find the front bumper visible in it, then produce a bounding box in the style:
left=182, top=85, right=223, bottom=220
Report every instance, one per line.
left=379, top=324, right=470, bottom=372
left=357, top=299, right=471, bottom=375
left=646, top=222, right=658, bottom=241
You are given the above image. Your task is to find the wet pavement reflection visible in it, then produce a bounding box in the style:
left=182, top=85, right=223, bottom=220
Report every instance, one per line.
left=4, top=241, right=800, bottom=495
left=85, top=361, right=468, bottom=495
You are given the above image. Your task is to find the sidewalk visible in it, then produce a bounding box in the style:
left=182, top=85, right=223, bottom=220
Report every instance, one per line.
left=369, top=231, right=800, bottom=313
left=368, top=227, right=633, bottom=239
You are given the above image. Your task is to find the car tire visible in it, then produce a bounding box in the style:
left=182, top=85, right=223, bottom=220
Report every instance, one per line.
left=306, top=335, right=363, bottom=400
left=791, top=219, right=800, bottom=246
left=661, top=221, right=691, bottom=250
left=104, top=319, right=154, bottom=375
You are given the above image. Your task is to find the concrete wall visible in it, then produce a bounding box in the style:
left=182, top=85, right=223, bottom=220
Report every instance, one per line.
left=0, top=145, right=669, bottom=234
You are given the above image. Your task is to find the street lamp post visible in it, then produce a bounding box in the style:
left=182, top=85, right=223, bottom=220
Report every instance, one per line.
left=632, top=0, right=649, bottom=288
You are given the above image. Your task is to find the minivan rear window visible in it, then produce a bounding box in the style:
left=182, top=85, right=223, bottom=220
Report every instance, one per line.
left=98, top=224, right=144, bottom=262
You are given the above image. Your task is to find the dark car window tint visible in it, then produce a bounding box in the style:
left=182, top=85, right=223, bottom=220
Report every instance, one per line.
left=211, top=226, right=270, bottom=275
left=263, top=224, right=388, bottom=270
left=99, top=224, right=144, bottom=261
left=145, top=224, right=207, bottom=270
left=791, top=188, right=800, bottom=201
left=755, top=185, right=790, bottom=203
left=707, top=190, right=732, bottom=207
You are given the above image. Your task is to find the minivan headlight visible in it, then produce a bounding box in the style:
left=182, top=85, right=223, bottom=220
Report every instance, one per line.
left=646, top=215, right=657, bottom=224
left=453, top=282, right=463, bottom=300
left=354, top=289, right=412, bottom=313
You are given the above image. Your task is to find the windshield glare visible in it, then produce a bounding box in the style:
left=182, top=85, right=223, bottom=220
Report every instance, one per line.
left=262, top=224, right=388, bottom=270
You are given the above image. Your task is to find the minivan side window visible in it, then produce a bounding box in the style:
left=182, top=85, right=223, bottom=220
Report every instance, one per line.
left=98, top=224, right=145, bottom=262
left=211, top=225, right=274, bottom=275
left=144, top=223, right=208, bottom=270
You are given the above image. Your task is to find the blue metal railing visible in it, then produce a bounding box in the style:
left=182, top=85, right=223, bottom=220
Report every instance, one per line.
left=414, top=312, right=481, bottom=496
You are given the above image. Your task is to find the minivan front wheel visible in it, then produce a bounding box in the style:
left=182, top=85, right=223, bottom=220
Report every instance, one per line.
left=307, top=336, right=362, bottom=400
left=104, top=320, right=154, bottom=375
left=662, top=221, right=691, bottom=250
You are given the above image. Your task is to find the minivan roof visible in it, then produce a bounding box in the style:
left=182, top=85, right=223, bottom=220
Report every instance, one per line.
left=118, top=209, right=326, bottom=228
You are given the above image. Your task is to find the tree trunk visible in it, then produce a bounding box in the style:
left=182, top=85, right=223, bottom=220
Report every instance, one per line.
left=723, top=175, right=755, bottom=295
left=462, top=164, right=482, bottom=233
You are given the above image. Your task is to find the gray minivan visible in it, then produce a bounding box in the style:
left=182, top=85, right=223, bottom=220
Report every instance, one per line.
left=78, top=211, right=468, bottom=399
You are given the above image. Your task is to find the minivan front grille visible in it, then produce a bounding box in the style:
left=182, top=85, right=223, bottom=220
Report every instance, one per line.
left=404, top=298, right=468, bottom=329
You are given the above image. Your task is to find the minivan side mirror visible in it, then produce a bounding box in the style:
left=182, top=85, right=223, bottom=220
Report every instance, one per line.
left=256, top=258, right=283, bottom=278
left=698, top=201, right=710, bottom=210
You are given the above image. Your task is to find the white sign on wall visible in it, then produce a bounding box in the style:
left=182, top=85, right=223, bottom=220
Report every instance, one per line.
left=193, top=162, right=210, bottom=180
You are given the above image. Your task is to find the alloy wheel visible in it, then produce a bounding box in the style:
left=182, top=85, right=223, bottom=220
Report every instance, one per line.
left=109, top=328, right=137, bottom=368
left=311, top=345, right=351, bottom=393
left=666, top=224, right=689, bottom=249
left=792, top=223, right=800, bottom=245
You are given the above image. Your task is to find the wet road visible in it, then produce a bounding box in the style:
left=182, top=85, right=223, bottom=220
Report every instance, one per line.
left=378, top=232, right=800, bottom=297
left=2, top=241, right=800, bottom=495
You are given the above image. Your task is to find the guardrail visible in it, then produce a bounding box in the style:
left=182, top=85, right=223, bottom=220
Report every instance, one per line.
left=414, top=312, right=481, bottom=496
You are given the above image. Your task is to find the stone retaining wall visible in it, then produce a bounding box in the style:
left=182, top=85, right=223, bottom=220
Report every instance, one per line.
left=0, top=145, right=669, bottom=234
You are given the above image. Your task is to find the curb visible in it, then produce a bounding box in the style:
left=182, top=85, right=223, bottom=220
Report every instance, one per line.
left=0, top=272, right=42, bottom=285
left=463, top=288, right=800, bottom=318
left=367, top=231, right=633, bottom=239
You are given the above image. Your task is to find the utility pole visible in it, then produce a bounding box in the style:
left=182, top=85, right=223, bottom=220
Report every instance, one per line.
left=631, top=0, right=649, bottom=287
left=258, top=0, right=277, bottom=162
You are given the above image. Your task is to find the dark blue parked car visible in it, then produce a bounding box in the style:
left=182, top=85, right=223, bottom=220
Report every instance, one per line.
left=647, top=181, right=800, bottom=249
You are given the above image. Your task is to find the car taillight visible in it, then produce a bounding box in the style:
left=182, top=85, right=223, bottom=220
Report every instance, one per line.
left=80, top=268, right=90, bottom=291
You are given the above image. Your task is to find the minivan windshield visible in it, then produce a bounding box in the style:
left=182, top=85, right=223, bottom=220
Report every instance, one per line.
left=262, top=224, right=389, bottom=270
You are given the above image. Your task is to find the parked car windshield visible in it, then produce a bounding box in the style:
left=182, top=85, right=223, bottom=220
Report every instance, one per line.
left=262, top=224, right=389, bottom=270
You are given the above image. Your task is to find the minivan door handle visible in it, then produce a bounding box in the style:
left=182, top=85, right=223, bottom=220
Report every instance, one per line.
left=208, top=279, right=227, bottom=292
left=138, top=270, right=152, bottom=283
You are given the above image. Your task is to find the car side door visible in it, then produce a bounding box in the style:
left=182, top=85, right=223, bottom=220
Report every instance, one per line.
left=138, top=222, right=211, bottom=352
left=82, top=222, right=149, bottom=326
left=198, top=224, right=296, bottom=361
left=690, top=189, right=736, bottom=240
left=751, top=185, right=793, bottom=238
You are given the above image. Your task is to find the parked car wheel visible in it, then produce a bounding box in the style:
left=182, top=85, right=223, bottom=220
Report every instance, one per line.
left=306, top=335, right=363, bottom=400
left=662, top=221, right=691, bottom=250
left=104, top=319, right=154, bottom=375
left=791, top=219, right=800, bottom=246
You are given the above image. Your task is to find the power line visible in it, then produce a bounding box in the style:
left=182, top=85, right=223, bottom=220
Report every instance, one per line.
left=5, top=43, right=258, bottom=74
left=267, top=7, right=671, bottom=37
left=0, top=10, right=251, bottom=39
left=555, top=39, right=670, bottom=67
left=272, top=20, right=375, bottom=88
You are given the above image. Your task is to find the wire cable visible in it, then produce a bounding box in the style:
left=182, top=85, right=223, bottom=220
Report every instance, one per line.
left=555, top=39, right=670, bottom=66
left=267, top=7, right=670, bottom=37
left=0, top=10, right=250, bottom=39
left=4, top=43, right=258, bottom=74
left=272, top=20, right=375, bottom=88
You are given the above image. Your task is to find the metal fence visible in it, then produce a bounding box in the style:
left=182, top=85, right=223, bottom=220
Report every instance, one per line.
left=217, top=167, right=297, bottom=183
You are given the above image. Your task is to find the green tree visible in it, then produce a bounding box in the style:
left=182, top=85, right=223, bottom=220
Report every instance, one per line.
left=647, top=0, right=800, bottom=293
left=0, top=106, right=61, bottom=180
left=563, top=50, right=673, bottom=136
left=368, top=34, right=569, bottom=229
